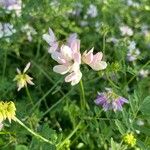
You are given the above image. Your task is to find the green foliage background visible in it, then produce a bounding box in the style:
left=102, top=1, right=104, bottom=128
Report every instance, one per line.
left=0, top=0, right=150, bottom=149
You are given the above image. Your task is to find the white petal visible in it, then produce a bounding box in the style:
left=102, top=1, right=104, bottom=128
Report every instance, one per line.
left=23, top=62, right=31, bottom=73
left=16, top=68, right=21, bottom=74
left=42, top=34, right=51, bottom=45
left=65, top=72, right=77, bottom=82
left=43, top=28, right=57, bottom=46
left=65, top=71, right=82, bottom=86
left=70, top=62, right=80, bottom=72
left=90, top=61, right=107, bottom=71
left=51, top=51, right=66, bottom=64
left=48, top=42, right=58, bottom=54
left=61, top=45, right=73, bottom=61
left=71, top=71, right=82, bottom=86
left=53, top=65, right=69, bottom=75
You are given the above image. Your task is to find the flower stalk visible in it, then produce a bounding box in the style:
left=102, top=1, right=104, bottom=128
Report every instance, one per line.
left=15, top=117, right=54, bottom=145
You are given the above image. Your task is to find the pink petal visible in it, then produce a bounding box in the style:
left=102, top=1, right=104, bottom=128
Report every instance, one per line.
left=70, top=39, right=80, bottom=53
left=73, top=52, right=81, bottom=64
left=82, top=48, right=94, bottom=64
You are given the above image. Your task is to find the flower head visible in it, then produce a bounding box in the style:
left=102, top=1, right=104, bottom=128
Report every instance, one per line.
left=95, top=90, right=128, bottom=111
left=120, top=25, right=133, bottom=36
left=82, top=48, right=107, bottom=71
left=0, top=101, right=16, bottom=123
left=123, top=133, right=136, bottom=147
left=13, top=62, right=34, bottom=91
left=0, top=23, right=16, bottom=38
left=87, top=4, right=98, bottom=18
left=0, top=0, right=22, bottom=16
left=43, top=28, right=107, bottom=86
left=52, top=39, right=82, bottom=85
left=139, top=69, right=149, bottom=78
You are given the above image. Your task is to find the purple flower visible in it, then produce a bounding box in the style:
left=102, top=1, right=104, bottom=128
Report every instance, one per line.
left=94, top=91, right=128, bottom=111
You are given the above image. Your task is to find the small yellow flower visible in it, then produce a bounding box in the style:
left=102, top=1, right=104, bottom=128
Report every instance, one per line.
left=0, top=101, right=16, bottom=123
left=123, top=133, right=136, bottom=147
left=13, top=62, right=34, bottom=91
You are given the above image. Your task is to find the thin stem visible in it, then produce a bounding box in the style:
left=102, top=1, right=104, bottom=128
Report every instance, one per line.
left=41, top=89, right=73, bottom=118
left=102, top=31, right=107, bottom=54
left=127, top=60, right=150, bottom=85
left=79, top=80, right=86, bottom=109
left=30, top=78, right=62, bottom=113
left=15, top=117, right=53, bottom=145
left=2, top=49, right=7, bottom=78
left=105, top=72, right=120, bottom=89
left=25, top=86, right=33, bottom=105
left=56, top=121, right=81, bottom=149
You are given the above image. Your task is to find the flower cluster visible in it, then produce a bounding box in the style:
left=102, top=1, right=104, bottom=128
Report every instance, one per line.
left=120, top=25, right=133, bottom=36
left=123, top=133, right=136, bottom=147
left=94, top=90, right=128, bottom=111
left=13, top=62, right=34, bottom=91
left=0, top=22, right=16, bottom=39
left=21, top=24, right=37, bottom=42
left=43, top=28, right=107, bottom=85
left=0, top=101, right=16, bottom=124
left=127, top=41, right=140, bottom=62
left=0, top=0, right=22, bottom=16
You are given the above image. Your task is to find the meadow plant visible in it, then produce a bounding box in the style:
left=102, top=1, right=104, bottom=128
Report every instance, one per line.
left=0, top=0, right=150, bottom=149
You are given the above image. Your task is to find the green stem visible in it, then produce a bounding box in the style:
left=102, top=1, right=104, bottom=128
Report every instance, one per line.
left=2, top=49, right=7, bottom=78
left=41, top=89, right=73, bottom=118
left=105, top=72, right=120, bottom=89
left=79, top=80, right=86, bottom=109
left=127, top=60, right=150, bottom=85
left=102, top=31, right=107, bottom=54
left=15, top=117, right=53, bottom=145
left=56, top=122, right=81, bottom=149
left=25, top=86, right=33, bottom=105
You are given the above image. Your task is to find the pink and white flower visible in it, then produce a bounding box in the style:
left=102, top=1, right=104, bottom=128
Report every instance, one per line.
left=51, top=39, right=82, bottom=85
left=43, top=28, right=107, bottom=86
left=82, top=48, right=107, bottom=71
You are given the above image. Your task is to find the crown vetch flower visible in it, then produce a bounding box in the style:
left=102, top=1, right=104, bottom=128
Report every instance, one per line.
left=123, top=133, right=136, bottom=147
left=82, top=48, right=107, bottom=71
left=43, top=28, right=107, bottom=86
left=13, top=62, right=34, bottom=91
left=0, top=101, right=16, bottom=123
left=52, top=39, right=82, bottom=85
left=94, top=90, right=128, bottom=111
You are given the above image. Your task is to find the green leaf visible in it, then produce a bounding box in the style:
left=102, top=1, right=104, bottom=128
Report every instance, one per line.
left=15, top=145, right=28, bottom=150
left=115, top=120, right=125, bottom=135
left=140, top=96, right=150, bottom=115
